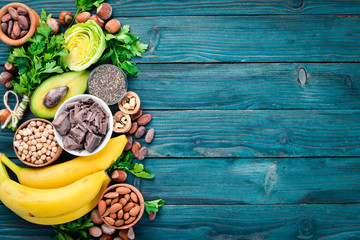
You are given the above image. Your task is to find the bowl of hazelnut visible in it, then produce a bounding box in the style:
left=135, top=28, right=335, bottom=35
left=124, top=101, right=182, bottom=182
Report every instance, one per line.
left=0, top=3, right=40, bottom=46
left=13, top=118, right=62, bottom=167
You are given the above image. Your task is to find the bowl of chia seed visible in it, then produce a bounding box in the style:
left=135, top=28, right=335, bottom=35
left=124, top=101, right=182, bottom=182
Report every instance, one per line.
left=87, top=64, right=128, bottom=105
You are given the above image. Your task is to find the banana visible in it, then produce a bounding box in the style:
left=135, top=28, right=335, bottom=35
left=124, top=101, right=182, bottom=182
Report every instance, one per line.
left=1, top=134, right=126, bottom=189
left=12, top=177, right=110, bottom=225
left=0, top=158, right=110, bottom=218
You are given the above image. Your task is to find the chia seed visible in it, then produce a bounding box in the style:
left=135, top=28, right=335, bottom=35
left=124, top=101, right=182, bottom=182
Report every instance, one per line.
left=88, top=65, right=127, bottom=104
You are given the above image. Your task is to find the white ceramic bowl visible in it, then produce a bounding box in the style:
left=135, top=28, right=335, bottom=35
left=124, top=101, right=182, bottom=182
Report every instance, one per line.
left=53, top=94, right=113, bottom=156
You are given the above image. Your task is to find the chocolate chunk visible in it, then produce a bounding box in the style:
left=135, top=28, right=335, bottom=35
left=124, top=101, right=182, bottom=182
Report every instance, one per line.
left=63, top=135, right=83, bottom=151
left=53, top=111, right=71, bottom=135
left=66, top=102, right=78, bottom=110
left=69, top=125, right=87, bottom=144
left=84, top=132, right=102, bottom=153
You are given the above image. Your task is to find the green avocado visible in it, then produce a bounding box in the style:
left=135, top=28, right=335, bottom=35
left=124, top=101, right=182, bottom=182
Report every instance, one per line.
left=31, top=71, right=90, bottom=119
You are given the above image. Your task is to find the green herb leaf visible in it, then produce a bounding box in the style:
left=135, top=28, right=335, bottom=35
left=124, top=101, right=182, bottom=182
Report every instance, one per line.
left=107, top=152, right=155, bottom=179
left=144, top=199, right=165, bottom=215
left=8, top=9, right=68, bottom=98
left=52, top=214, right=93, bottom=240
left=101, top=25, right=148, bottom=77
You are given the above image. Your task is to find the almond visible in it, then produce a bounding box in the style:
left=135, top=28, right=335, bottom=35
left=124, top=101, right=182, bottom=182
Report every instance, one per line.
left=131, top=110, right=143, bottom=121
left=145, top=128, right=155, bottom=143
left=123, top=202, right=135, bottom=212
left=123, top=212, right=130, bottom=220
left=134, top=126, right=146, bottom=138
left=102, top=209, right=110, bottom=217
left=105, top=199, right=112, bottom=206
left=104, top=216, right=115, bottom=225
left=130, top=192, right=138, bottom=203
left=104, top=192, right=119, bottom=199
left=115, top=219, right=124, bottom=227
left=119, top=198, right=127, bottom=206
left=98, top=200, right=107, bottom=216
left=137, top=114, right=152, bottom=126
left=129, top=205, right=140, bottom=216
left=108, top=203, right=122, bottom=213
left=101, top=223, right=116, bottom=235
left=125, top=217, right=136, bottom=225
left=111, top=196, right=119, bottom=205
left=124, top=194, right=130, bottom=201
left=109, top=213, right=117, bottom=219
left=116, top=187, right=131, bottom=194
left=91, top=209, right=104, bottom=224
left=117, top=209, right=124, bottom=219
left=132, top=142, right=141, bottom=158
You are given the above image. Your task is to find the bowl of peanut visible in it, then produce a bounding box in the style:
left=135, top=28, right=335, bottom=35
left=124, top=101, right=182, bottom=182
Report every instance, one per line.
left=13, top=118, right=62, bottom=167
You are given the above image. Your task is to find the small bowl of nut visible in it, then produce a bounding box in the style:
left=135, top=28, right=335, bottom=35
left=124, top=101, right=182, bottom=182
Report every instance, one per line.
left=0, top=3, right=40, bottom=46
left=13, top=118, right=62, bottom=167
left=118, top=91, right=140, bottom=115
left=98, top=183, right=144, bottom=230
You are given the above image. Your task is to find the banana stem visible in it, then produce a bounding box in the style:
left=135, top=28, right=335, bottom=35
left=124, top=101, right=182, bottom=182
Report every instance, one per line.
left=0, top=154, right=10, bottom=183
left=0, top=153, right=21, bottom=176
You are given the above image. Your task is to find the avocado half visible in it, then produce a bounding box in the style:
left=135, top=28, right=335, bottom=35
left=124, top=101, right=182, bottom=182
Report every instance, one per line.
left=31, top=70, right=90, bottom=119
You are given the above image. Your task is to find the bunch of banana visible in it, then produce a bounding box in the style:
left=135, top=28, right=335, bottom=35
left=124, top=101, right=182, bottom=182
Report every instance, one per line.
left=0, top=135, right=127, bottom=225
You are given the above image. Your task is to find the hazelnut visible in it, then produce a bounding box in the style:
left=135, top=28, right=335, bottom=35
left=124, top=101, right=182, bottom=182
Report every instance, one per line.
left=59, top=11, right=73, bottom=26
left=97, top=3, right=112, bottom=20
left=0, top=72, right=13, bottom=88
left=111, top=169, right=127, bottom=182
left=75, top=12, right=90, bottom=23
left=4, top=62, right=17, bottom=74
left=105, top=19, right=121, bottom=34
left=46, top=18, right=60, bottom=34
left=89, top=15, right=104, bottom=28
left=0, top=109, right=10, bottom=123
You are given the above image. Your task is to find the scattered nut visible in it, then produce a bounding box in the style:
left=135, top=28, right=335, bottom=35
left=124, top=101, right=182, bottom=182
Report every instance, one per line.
left=89, top=226, right=102, bottom=238
left=137, top=114, right=152, bottom=126
left=46, top=18, right=60, bottom=34
left=134, top=126, right=146, bottom=138
left=0, top=109, right=11, bottom=123
left=0, top=72, right=13, bottom=88
left=75, top=11, right=90, bottom=23
left=124, top=134, right=133, bottom=151
left=148, top=211, right=156, bottom=221
left=105, top=19, right=121, bottom=34
left=131, top=110, right=143, bottom=121
left=89, top=15, right=104, bottom=28
left=131, top=142, right=141, bottom=158
left=145, top=128, right=155, bottom=143
left=59, top=11, right=73, bottom=26
left=97, top=3, right=112, bottom=20
left=4, top=62, right=17, bottom=74
left=129, top=122, right=138, bottom=135
left=101, top=223, right=116, bottom=235
left=111, top=169, right=127, bottom=183
left=91, top=209, right=104, bottom=224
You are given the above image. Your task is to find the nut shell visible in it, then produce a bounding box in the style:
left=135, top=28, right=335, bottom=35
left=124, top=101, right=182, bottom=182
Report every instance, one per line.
left=59, top=11, right=73, bottom=26
left=89, top=15, right=104, bottom=28
left=75, top=11, right=90, bottom=23
left=105, top=19, right=121, bottom=34
left=97, top=3, right=112, bottom=20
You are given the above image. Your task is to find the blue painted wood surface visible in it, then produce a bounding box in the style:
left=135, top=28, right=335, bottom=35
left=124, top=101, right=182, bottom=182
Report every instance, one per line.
left=1, top=1, right=360, bottom=239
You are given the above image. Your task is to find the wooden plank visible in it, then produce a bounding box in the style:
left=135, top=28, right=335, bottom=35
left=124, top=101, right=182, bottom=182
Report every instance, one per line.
left=1, top=0, right=360, bottom=16
left=1, top=204, right=360, bottom=240
left=139, top=157, right=360, bottom=204
left=1, top=15, right=360, bottom=63
left=3, top=63, right=360, bottom=111
left=3, top=110, right=360, bottom=158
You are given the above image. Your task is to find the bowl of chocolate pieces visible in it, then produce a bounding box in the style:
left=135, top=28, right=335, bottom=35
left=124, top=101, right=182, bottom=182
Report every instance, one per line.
left=52, top=94, right=113, bottom=156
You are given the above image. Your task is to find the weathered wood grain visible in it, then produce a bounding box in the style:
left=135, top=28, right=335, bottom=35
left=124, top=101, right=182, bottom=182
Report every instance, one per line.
left=3, top=63, right=360, bottom=111
left=1, top=204, right=360, bottom=240
left=3, top=110, right=360, bottom=158
left=139, top=157, right=360, bottom=204
left=1, top=0, right=360, bottom=16
left=1, top=15, right=360, bottom=63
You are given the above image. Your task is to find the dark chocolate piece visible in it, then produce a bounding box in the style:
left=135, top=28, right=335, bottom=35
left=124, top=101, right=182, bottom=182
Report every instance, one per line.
left=84, top=132, right=102, bottom=153
left=52, top=111, right=71, bottom=135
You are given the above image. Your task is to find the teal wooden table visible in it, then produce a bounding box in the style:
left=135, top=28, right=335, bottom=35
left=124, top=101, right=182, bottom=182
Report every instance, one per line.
left=1, top=0, right=360, bottom=239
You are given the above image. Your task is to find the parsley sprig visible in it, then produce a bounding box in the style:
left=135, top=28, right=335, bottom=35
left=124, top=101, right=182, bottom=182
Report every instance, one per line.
left=52, top=214, right=94, bottom=240
left=107, top=152, right=154, bottom=179
left=100, top=25, right=148, bottom=77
